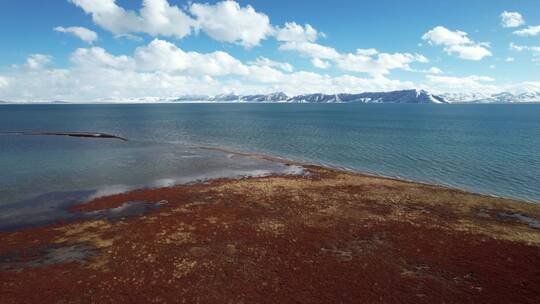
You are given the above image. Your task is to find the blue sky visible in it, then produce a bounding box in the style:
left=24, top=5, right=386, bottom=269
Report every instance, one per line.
left=0, top=0, right=539, bottom=101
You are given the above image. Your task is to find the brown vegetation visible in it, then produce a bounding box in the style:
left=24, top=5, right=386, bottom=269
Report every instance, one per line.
left=1, top=165, right=539, bottom=303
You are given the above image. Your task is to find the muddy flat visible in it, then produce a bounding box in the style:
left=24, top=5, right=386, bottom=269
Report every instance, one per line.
left=1, top=165, right=539, bottom=303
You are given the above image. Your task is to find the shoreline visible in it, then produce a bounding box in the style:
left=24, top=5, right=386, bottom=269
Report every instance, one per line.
left=199, top=145, right=539, bottom=204
left=1, top=153, right=540, bottom=302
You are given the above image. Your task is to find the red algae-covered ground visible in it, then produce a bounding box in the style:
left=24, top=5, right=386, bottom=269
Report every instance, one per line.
left=1, top=165, right=540, bottom=303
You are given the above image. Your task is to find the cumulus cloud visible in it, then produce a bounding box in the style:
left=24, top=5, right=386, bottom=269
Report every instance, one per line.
left=279, top=41, right=341, bottom=60
left=335, top=50, right=428, bottom=75
left=69, top=0, right=195, bottom=38
left=189, top=1, right=272, bottom=48
left=422, top=26, right=471, bottom=45
left=0, top=67, right=415, bottom=102
left=280, top=42, right=428, bottom=76
left=311, top=58, right=330, bottom=69
left=23, top=54, right=53, bottom=70
left=275, top=22, right=319, bottom=43
left=422, top=26, right=491, bottom=60
left=134, top=39, right=249, bottom=76
left=0, top=39, right=421, bottom=101
left=245, top=65, right=286, bottom=83
left=0, top=76, right=9, bottom=89
left=248, top=57, right=294, bottom=72
left=419, top=67, right=443, bottom=74
left=444, top=44, right=492, bottom=61
left=54, top=26, right=98, bottom=43
left=500, top=11, right=525, bottom=28
left=69, top=0, right=319, bottom=49
left=425, top=75, right=496, bottom=93
left=513, top=25, right=540, bottom=37
left=71, top=47, right=134, bottom=69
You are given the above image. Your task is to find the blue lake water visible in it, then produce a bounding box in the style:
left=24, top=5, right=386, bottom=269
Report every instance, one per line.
left=0, top=103, right=539, bottom=228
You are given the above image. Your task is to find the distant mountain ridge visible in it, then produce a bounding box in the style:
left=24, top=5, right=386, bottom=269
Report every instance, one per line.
left=3, top=90, right=540, bottom=104
left=172, top=89, right=447, bottom=104
left=442, top=92, right=540, bottom=103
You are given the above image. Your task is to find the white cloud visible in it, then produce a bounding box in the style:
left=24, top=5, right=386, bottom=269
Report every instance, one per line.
left=280, top=42, right=428, bottom=76
left=275, top=22, right=319, bottom=42
left=189, top=1, right=272, bottom=48
left=500, top=11, right=525, bottom=28
left=24, top=54, right=53, bottom=70
left=507, top=81, right=540, bottom=92
left=425, top=75, right=496, bottom=93
left=279, top=41, right=341, bottom=60
left=335, top=50, right=428, bottom=76
left=245, top=65, right=286, bottom=83
left=249, top=57, right=294, bottom=72
left=139, top=0, right=196, bottom=37
left=69, top=0, right=195, bottom=38
left=0, top=68, right=416, bottom=102
left=0, top=76, right=9, bottom=90
left=505, top=57, right=515, bottom=62
left=510, top=42, right=540, bottom=55
left=71, top=47, right=134, bottom=69
left=134, top=39, right=248, bottom=76
left=422, top=26, right=491, bottom=60
left=311, top=58, right=330, bottom=69
left=422, top=26, right=471, bottom=46
left=444, top=44, right=492, bottom=60
left=54, top=26, right=98, bottom=43
left=69, top=1, right=325, bottom=49
left=426, top=67, right=443, bottom=74
left=0, top=40, right=421, bottom=101
left=513, top=25, right=540, bottom=37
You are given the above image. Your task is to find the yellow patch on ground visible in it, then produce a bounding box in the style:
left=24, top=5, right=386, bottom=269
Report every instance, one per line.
left=258, top=219, right=286, bottom=236
left=172, top=258, right=198, bottom=279
left=54, top=220, right=116, bottom=248
left=162, top=231, right=194, bottom=245
left=452, top=219, right=540, bottom=246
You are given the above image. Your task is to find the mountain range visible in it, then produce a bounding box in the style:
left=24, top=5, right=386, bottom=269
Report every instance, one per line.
left=168, top=89, right=540, bottom=104
left=441, top=92, right=540, bottom=103
left=171, top=89, right=447, bottom=104
left=2, top=89, right=540, bottom=104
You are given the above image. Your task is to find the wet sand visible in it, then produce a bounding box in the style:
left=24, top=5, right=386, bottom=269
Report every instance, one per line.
left=1, top=163, right=540, bottom=303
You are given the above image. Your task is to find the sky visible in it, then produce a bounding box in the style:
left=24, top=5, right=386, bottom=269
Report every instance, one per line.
left=0, top=0, right=539, bottom=102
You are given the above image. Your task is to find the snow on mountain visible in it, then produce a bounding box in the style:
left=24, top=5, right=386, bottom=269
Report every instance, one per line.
left=176, top=90, right=448, bottom=104
left=342, top=89, right=446, bottom=104
left=442, top=92, right=540, bottom=103
left=239, top=92, right=289, bottom=102
left=515, top=92, right=540, bottom=103
left=285, top=89, right=446, bottom=104
left=440, top=93, right=491, bottom=103
left=22, top=90, right=540, bottom=104
left=287, top=93, right=340, bottom=103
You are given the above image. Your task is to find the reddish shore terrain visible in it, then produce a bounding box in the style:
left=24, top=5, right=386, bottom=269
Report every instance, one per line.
left=1, top=165, right=539, bottom=303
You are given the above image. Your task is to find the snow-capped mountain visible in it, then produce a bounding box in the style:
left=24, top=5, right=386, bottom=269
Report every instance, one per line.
left=442, top=92, right=540, bottom=103
left=10, top=89, right=538, bottom=104
left=203, top=92, right=289, bottom=102
left=241, top=92, right=289, bottom=102
left=174, top=89, right=447, bottom=104
left=287, top=89, right=445, bottom=104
